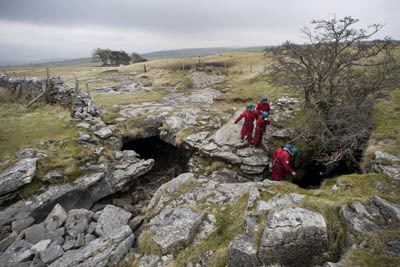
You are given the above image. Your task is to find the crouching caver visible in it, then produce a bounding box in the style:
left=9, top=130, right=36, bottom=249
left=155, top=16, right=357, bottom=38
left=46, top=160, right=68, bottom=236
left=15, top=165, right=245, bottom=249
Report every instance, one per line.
left=234, top=102, right=257, bottom=145
left=253, top=111, right=270, bottom=147
left=271, top=144, right=299, bottom=181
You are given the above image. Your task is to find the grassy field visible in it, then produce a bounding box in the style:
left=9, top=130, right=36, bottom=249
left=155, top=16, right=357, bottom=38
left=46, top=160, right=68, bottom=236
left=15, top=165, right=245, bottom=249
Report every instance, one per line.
left=0, top=51, right=280, bottom=171
left=0, top=103, right=78, bottom=161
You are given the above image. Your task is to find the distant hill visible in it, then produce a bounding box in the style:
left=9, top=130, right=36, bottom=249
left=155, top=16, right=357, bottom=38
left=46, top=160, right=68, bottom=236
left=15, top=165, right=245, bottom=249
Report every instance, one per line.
left=141, top=46, right=266, bottom=59
left=28, top=57, right=94, bottom=67
left=1, top=46, right=267, bottom=68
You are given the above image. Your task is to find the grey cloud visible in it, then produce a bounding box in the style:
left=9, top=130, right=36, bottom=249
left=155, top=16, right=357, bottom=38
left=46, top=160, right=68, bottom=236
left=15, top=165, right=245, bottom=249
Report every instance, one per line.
left=0, top=0, right=397, bottom=33
left=0, top=0, right=399, bottom=65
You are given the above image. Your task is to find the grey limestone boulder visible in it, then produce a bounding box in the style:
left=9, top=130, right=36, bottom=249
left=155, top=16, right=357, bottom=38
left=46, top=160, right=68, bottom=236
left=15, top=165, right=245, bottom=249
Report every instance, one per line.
left=23, top=223, right=65, bottom=244
left=340, top=202, right=378, bottom=234
left=95, top=205, right=131, bottom=237
left=0, top=231, right=17, bottom=252
left=31, top=239, right=51, bottom=253
left=49, top=225, right=135, bottom=267
left=149, top=207, right=204, bottom=254
left=0, top=157, right=152, bottom=233
left=39, top=244, right=64, bottom=264
left=259, top=207, right=328, bottom=266
left=147, top=172, right=195, bottom=214
left=0, top=239, right=34, bottom=266
left=212, top=110, right=243, bottom=147
left=183, top=131, right=209, bottom=149
left=0, top=157, right=37, bottom=197
left=0, top=172, right=104, bottom=232
left=94, top=127, right=113, bottom=139
left=65, top=209, right=94, bottom=238
left=372, top=196, right=400, bottom=222
left=227, top=234, right=259, bottom=267
left=112, top=159, right=154, bottom=191
left=44, top=204, right=68, bottom=231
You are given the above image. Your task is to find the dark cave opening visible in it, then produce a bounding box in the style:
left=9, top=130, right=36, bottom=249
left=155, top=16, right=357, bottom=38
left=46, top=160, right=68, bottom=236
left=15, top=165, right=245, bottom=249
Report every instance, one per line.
left=293, top=160, right=360, bottom=189
left=121, top=135, right=191, bottom=189
left=292, top=149, right=363, bottom=189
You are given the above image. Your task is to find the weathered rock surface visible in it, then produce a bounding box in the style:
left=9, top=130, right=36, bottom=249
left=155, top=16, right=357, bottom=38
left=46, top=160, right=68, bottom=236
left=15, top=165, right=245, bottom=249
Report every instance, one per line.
left=0, top=231, right=17, bottom=253
left=49, top=225, right=134, bottom=267
left=0, top=239, right=34, bottom=266
left=43, top=170, right=63, bottom=183
left=372, top=196, right=400, bottom=222
left=340, top=202, right=378, bottom=234
left=139, top=254, right=160, bottom=267
left=94, top=127, right=113, bottom=139
left=370, top=151, right=400, bottom=180
left=18, top=148, right=37, bottom=159
left=0, top=157, right=37, bottom=204
left=112, top=159, right=154, bottom=191
left=183, top=131, right=209, bottom=149
left=256, top=193, right=305, bottom=215
left=40, top=244, right=64, bottom=264
left=95, top=205, right=131, bottom=237
left=24, top=223, right=65, bottom=244
left=258, top=207, right=328, bottom=266
left=44, top=203, right=68, bottom=231
left=0, top=172, right=104, bottom=229
left=147, top=172, right=195, bottom=214
left=227, top=234, right=259, bottom=267
left=191, top=71, right=224, bottom=88
left=65, top=209, right=94, bottom=238
left=149, top=207, right=204, bottom=253
left=0, top=158, right=153, bottom=234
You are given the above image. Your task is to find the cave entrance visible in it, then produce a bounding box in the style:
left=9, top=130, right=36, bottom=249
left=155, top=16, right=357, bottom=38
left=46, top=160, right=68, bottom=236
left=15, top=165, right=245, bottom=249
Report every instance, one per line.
left=292, top=151, right=363, bottom=189
left=121, top=135, right=191, bottom=189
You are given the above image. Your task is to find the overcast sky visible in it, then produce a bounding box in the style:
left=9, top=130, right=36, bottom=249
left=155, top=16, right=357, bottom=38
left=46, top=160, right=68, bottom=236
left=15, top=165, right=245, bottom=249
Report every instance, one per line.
left=0, top=0, right=399, bottom=65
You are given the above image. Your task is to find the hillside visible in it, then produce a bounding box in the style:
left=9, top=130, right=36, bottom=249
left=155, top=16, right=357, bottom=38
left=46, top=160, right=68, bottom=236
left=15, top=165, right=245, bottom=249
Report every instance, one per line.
left=0, top=49, right=399, bottom=267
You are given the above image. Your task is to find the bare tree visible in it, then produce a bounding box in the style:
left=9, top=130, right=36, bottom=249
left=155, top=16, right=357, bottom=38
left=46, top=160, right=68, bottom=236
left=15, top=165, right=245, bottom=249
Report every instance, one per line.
left=271, top=16, right=397, bottom=163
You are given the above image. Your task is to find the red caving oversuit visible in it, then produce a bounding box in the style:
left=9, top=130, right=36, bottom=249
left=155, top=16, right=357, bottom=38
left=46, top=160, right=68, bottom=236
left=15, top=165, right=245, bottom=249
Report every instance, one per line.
left=271, top=147, right=294, bottom=181
left=253, top=115, right=270, bottom=147
left=256, top=101, right=270, bottom=115
left=234, top=109, right=258, bottom=145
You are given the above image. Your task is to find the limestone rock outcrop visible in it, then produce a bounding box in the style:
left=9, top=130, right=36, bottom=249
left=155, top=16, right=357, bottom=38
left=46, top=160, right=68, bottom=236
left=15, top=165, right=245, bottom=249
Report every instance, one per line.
left=258, top=207, right=328, bottom=266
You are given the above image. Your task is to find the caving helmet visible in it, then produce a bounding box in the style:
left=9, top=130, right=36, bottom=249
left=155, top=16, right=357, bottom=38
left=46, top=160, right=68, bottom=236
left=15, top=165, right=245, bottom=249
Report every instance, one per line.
left=290, top=147, right=299, bottom=157
left=283, top=144, right=293, bottom=152
left=246, top=102, right=255, bottom=111
left=262, top=111, right=269, bottom=118
left=262, top=96, right=269, bottom=102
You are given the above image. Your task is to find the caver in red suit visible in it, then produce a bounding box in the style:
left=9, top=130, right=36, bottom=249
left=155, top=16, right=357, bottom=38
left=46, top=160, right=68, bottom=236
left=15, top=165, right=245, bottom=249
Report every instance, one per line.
left=256, top=100, right=270, bottom=115
left=271, top=146, right=295, bottom=181
left=234, top=107, right=257, bottom=145
left=253, top=113, right=270, bottom=147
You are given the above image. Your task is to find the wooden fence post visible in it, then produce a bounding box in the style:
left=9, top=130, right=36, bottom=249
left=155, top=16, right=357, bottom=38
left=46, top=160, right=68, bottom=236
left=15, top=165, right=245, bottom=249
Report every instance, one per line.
left=143, top=64, right=147, bottom=73
left=46, top=67, right=50, bottom=103
left=86, top=83, right=92, bottom=112
left=74, top=75, right=79, bottom=94
left=85, top=83, right=90, bottom=95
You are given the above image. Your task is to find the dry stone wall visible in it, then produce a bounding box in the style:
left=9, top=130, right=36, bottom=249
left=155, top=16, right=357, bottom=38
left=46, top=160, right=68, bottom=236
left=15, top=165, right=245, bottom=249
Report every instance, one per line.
left=0, top=74, right=74, bottom=106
